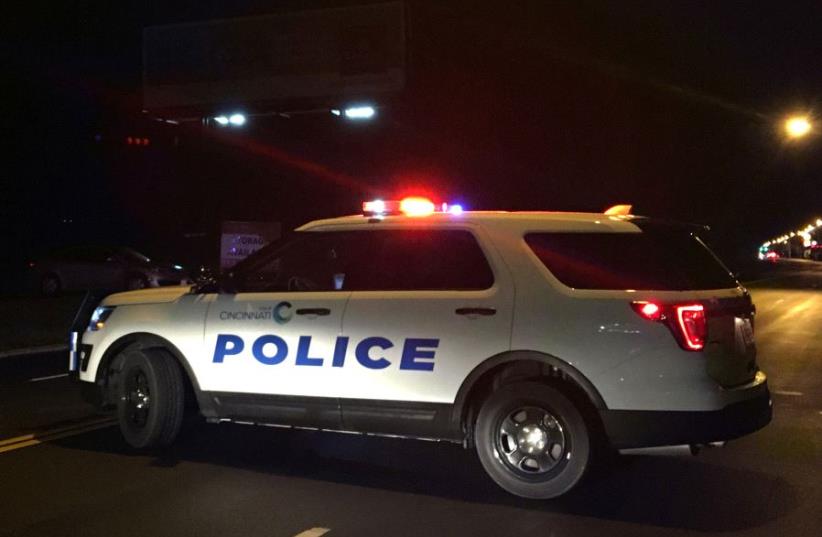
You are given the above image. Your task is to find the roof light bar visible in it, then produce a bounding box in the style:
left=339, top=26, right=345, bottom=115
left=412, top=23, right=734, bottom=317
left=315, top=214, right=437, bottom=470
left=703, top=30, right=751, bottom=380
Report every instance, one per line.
left=399, top=197, right=436, bottom=217
left=362, top=197, right=465, bottom=217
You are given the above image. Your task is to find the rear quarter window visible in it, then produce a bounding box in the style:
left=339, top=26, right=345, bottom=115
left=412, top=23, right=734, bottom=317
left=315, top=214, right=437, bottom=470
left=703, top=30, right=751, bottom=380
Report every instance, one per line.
left=524, top=231, right=737, bottom=291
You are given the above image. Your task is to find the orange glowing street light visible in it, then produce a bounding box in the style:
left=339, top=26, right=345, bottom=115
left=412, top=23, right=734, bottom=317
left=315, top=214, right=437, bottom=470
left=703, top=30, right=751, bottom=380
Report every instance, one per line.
left=784, top=116, right=812, bottom=139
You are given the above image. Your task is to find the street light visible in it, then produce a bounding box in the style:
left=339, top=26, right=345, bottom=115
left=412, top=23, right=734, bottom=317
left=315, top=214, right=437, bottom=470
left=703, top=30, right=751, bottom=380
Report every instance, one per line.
left=331, top=105, right=377, bottom=120
left=784, top=116, right=812, bottom=139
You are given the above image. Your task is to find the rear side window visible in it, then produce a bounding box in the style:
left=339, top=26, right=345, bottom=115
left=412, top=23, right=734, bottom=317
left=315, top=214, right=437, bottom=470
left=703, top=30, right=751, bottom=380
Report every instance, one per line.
left=346, top=229, right=494, bottom=291
left=525, top=231, right=737, bottom=290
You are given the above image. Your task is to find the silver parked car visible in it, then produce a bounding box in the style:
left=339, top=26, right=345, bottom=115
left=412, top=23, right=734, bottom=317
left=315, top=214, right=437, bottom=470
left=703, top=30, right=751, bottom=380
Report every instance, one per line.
left=32, top=245, right=190, bottom=296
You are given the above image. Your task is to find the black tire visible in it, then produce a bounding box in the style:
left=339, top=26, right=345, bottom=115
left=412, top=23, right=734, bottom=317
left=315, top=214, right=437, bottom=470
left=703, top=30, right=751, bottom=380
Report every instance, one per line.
left=116, top=347, right=185, bottom=449
left=41, top=273, right=61, bottom=296
left=475, top=382, right=591, bottom=499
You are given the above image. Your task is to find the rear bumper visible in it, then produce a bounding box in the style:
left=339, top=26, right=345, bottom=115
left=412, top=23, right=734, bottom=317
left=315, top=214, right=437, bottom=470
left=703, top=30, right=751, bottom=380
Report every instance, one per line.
left=600, top=383, right=772, bottom=449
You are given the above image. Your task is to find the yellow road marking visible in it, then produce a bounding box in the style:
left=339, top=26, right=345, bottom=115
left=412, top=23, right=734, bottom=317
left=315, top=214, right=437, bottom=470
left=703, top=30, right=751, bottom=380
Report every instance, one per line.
left=0, top=417, right=116, bottom=453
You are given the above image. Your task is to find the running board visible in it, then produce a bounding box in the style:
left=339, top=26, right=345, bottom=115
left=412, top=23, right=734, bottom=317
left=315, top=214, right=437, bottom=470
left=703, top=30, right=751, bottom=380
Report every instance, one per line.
left=207, top=417, right=462, bottom=444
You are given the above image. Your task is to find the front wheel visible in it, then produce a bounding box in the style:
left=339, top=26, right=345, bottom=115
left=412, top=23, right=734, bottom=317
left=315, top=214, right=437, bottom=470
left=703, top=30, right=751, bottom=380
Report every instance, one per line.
left=474, top=382, right=591, bottom=499
left=116, top=348, right=184, bottom=449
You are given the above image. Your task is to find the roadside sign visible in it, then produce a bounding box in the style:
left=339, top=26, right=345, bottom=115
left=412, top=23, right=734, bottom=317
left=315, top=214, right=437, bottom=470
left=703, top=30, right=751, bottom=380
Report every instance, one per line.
left=220, top=221, right=281, bottom=270
left=143, top=2, right=406, bottom=116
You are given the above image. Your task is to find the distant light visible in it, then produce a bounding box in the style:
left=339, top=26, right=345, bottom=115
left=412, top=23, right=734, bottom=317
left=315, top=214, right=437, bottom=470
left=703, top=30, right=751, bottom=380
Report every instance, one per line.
left=229, top=113, right=246, bottom=126
left=172, top=264, right=183, bottom=270
left=817, top=219, right=822, bottom=226
left=449, top=204, right=464, bottom=215
left=343, top=105, right=376, bottom=120
left=330, top=109, right=341, bottom=116
left=214, top=116, right=229, bottom=126
left=785, top=116, right=811, bottom=138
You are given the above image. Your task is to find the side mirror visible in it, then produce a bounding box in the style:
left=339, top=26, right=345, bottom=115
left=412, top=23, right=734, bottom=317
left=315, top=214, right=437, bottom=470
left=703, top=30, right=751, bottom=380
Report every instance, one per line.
left=219, top=271, right=239, bottom=294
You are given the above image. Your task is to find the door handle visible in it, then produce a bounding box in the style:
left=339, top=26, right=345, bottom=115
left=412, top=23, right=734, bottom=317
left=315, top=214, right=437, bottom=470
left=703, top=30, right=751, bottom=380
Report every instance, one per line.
left=296, top=308, right=331, bottom=316
left=455, top=307, right=496, bottom=316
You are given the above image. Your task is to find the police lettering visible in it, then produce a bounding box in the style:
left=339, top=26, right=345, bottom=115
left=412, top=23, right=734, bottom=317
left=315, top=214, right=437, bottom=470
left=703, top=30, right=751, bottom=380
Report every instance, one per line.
left=212, top=334, right=438, bottom=371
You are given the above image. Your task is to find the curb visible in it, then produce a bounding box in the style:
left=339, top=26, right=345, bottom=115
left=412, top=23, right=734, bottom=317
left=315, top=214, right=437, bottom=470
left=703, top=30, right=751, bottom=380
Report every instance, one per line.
left=0, top=344, right=68, bottom=360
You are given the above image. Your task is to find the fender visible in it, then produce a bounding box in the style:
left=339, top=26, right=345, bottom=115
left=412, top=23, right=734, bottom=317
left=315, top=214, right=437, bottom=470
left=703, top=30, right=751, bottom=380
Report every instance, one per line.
left=450, top=350, right=608, bottom=430
left=95, top=332, right=216, bottom=418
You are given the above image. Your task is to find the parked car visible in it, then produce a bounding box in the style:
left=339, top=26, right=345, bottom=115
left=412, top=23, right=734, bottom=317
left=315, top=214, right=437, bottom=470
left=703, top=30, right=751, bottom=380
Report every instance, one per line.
left=31, top=245, right=190, bottom=295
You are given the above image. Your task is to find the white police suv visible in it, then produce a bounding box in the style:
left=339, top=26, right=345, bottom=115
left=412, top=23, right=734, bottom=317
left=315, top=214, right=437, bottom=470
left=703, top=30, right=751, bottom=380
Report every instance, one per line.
left=70, top=199, right=771, bottom=499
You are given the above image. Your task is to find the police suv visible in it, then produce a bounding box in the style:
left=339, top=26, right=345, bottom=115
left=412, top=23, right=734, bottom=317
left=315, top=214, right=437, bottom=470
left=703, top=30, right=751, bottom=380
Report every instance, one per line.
left=71, top=199, right=771, bottom=499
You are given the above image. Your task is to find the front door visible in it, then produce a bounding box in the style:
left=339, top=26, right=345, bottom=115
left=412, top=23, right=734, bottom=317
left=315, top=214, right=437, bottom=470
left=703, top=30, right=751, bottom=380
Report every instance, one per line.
left=199, top=232, right=353, bottom=428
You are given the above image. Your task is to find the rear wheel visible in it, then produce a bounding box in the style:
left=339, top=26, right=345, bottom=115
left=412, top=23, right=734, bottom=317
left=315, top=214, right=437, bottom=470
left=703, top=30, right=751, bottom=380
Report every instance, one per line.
left=474, top=382, right=591, bottom=499
left=116, top=348, right=184, bottom=449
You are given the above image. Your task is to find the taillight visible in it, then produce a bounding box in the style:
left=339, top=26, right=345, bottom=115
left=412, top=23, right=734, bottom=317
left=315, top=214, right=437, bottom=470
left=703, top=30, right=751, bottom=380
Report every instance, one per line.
left=675, top=304, right=706, bottom=350
left=631, top=301, right=707, bottom=351
left=630, top=301, right=663, bottom=321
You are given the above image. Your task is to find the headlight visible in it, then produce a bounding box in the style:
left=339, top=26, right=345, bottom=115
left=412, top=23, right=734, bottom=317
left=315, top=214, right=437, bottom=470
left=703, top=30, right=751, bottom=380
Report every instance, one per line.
left=88, top=306, right=115, bottom=331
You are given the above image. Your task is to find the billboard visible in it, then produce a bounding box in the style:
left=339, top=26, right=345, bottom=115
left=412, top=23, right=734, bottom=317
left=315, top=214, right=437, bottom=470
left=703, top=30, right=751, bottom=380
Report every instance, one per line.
left=220, top=221, right=281, bottom=270
left=143, top=2, right=406, bottom=115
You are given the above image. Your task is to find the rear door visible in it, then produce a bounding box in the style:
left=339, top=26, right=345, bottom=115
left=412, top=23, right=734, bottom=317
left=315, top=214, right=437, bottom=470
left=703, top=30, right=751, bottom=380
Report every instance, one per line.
left=337, top=227, right=515, bottom=436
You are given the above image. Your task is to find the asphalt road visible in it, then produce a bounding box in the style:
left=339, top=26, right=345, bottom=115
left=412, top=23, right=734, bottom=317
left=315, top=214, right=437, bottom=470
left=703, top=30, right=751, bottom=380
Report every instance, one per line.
left=0, top=259, right=820, bottom=537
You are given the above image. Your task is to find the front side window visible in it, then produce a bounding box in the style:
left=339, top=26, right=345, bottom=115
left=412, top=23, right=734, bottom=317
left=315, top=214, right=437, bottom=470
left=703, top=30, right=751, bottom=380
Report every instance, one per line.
left=233, top=228, right=495, bottom=292
left=235, top=233, right=352, bottom=292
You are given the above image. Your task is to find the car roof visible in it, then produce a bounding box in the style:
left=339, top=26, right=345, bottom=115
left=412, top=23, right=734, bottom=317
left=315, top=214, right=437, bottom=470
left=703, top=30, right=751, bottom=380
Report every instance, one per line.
left=297, top=211, right=644, bottom=233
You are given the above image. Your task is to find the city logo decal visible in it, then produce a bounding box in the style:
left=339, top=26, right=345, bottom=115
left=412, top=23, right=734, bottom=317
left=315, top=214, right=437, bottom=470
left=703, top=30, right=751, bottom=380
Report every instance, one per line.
left=273, top=301, right=293, bottom=325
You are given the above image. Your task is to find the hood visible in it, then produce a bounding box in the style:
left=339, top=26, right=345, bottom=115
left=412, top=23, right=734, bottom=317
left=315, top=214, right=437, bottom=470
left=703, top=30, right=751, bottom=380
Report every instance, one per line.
left=101, top=286, right=193, bottom=306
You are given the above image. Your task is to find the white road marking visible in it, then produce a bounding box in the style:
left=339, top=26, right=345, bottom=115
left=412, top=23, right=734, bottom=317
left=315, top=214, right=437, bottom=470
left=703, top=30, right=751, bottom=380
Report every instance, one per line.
left=773, top=390, right=804, bottom=397
left=293, top=528, right=330, bottom=537
left=29, top=373, right=69, bottom=382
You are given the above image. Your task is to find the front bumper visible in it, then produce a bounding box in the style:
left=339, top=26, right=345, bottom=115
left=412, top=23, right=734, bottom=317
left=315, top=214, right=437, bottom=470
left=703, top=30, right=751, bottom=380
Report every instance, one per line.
left=600, top=381, right=772, bottom=449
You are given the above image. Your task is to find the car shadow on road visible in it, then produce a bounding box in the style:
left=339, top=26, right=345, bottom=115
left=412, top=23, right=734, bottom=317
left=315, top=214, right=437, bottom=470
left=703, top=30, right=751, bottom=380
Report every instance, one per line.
left=57, top=420, right=797, bottom=532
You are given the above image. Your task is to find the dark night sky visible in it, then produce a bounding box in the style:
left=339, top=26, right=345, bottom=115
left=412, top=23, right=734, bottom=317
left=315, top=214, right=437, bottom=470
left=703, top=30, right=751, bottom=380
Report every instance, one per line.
left=2, top=1, right=821, bottom=268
